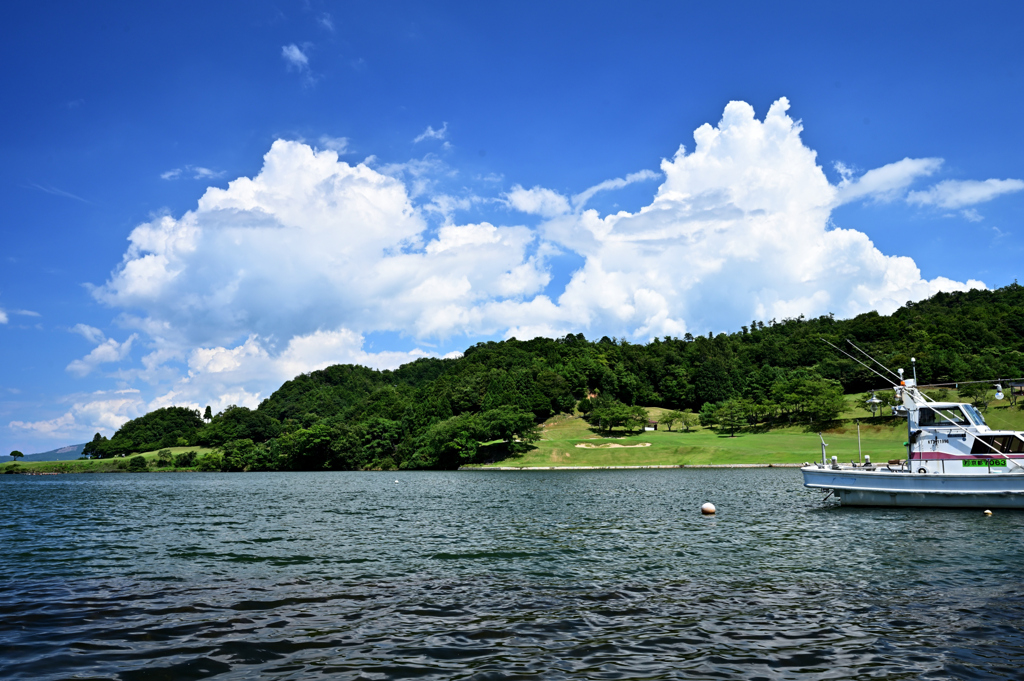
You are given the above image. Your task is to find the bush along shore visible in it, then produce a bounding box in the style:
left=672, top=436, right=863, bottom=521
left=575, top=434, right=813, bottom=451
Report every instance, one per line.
left=6, top=284, right=1024, bottom=473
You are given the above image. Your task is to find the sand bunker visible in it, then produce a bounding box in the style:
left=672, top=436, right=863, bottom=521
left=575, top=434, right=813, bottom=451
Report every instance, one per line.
left=574, top=442, right=652, bottom=449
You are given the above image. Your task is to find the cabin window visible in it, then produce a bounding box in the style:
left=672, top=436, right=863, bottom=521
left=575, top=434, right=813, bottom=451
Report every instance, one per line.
left=918, top=406, right=969, bottom=427
left=971, top=436, right=997, bottom=454
left=963, top=405, right=987, bottom=426
left=971, top=435, right=1024, bottom=454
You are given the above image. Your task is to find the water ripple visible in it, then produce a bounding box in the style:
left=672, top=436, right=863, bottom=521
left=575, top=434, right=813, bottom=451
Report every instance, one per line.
left=2, top=469, right=1024, bottom=679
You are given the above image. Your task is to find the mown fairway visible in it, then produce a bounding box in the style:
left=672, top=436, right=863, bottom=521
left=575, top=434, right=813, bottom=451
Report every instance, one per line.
left=472, top=397, right=1024, bottom=468
left=474, top=413, right=908, bottom=467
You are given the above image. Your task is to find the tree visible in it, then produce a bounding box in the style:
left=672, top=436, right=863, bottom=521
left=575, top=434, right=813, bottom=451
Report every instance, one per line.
left=577, top=397, right=595, bottom=417
left=680, top=409, right=699, bottom=432
left=87, top=407, right=204, bottom=458
left=958, top=383, right=991, bottom=411
left=195, top=405, right=281, bottom=446
left=221, top=438, right=257, bottom=471
left=692, top=357, right=735, bottom=405
left=126, top=456, right=148, bottom=472
left=807, top=379, right=846, bottom=423
left=354, top=418, right=404, bottom=467
left=415, top=413, right=485, bottom=469
left=626, top=405, right=649, bottom=432
left=659, top=368, right=691, bottom=407
left=716, top=400, right=746, bottom=436
left=698, top=402, right=719, bottom=427
left=876, top=389, right=900, bottom=416
left=204, top=405, right=213, bottom=421
left=660, top=410, right=684, bottom=431
left=10, top=450, right=23, bottom=462
left=82, top=433, right=107, bottom=459
left=173, top=450, right=198, bottom=468
left=195, top=451, right=224, bottom=472
left=588, top=402, right=633, bottom=433
left=479, top=406, right=540, bottom=454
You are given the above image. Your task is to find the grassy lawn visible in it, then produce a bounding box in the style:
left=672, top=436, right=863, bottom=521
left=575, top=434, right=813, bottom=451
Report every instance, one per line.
left=472, top=396, right=1024, bottom=469
left=0, top=446, right=215, bottom=474
left=4, top=394, right=1021, bottom=473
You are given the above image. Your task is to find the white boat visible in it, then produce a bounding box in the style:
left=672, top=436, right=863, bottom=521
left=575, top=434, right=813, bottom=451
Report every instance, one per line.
left=802, top=356, right=1024, bottom=508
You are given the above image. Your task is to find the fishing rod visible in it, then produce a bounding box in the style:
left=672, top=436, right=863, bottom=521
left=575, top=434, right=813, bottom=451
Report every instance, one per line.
left=821, top=338, right=1020, bottom=466
left=819, top=339, right=897, bottom=386
left=845, top=340, right=903, bottom=382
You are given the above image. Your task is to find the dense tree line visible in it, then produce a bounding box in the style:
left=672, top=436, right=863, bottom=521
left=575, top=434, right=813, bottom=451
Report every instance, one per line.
left=83, top=407, right=205, bottom=459
left=86, top=283, right=1024, bottom=470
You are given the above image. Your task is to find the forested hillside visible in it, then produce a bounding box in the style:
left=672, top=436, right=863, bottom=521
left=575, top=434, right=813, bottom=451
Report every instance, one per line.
left=84, top=283, right=1024, bottom=470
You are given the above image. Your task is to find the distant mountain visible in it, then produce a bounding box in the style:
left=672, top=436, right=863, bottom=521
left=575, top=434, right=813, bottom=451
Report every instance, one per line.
left=17, top=443, right=87, bottom=461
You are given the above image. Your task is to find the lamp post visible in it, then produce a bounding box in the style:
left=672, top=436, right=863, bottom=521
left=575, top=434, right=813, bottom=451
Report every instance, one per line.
left=866, top=391, right=882, bottom=418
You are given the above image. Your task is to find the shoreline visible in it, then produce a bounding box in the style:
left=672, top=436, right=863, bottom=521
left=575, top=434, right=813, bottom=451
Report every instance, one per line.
left=462, top=463, right=805, bottom=470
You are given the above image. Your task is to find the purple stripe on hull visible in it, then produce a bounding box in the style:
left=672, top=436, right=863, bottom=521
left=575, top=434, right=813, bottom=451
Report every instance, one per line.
left=909, top=451, right=1024, bottom=460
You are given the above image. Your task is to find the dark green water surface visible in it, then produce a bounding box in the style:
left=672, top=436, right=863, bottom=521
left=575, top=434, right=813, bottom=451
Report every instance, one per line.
left=2, top=469, right=1022, bottom=679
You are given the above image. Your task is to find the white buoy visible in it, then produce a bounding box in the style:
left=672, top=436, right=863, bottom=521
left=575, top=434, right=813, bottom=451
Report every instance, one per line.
left=984, top=509, right=993, bottom=516
left=701, top=502, right=716, bottom=515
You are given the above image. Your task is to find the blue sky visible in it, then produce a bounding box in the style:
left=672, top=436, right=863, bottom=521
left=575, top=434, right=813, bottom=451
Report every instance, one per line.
left=3, top=1, right=1023, bottom=453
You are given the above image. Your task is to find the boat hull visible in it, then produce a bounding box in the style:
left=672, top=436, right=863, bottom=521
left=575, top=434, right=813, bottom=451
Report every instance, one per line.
left=802, top=466, right=1024, bottom=508
left=834, top=488, right=1024, bottom=508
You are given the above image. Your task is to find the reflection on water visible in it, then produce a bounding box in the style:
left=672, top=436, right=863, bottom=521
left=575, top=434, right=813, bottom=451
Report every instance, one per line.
left=2, top=470, right=1022, bottom=679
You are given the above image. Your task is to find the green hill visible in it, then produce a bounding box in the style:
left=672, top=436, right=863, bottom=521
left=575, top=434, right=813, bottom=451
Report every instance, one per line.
left=16, top=283, right=1020, bottom=473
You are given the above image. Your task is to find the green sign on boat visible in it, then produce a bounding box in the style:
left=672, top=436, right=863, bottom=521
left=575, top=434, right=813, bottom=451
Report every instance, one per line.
left=962, top=459, right=1007, bottom=467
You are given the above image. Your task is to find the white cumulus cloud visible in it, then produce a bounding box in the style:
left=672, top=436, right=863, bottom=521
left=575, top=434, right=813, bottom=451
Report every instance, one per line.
left=66, top=334, right=138, bottom=377
left=834, top=157, right=943, bottom=205
left=318, top=135, right=350, bottom=153
left=0, top=302, right=40, bottom=324
left=542, top=98, right=983, bottom=336
left=78, top=97, right=996, bottom=422
left=72, top=323, right=105, bottom=344
left=414, top=122, right=448, bottom=143
left=907, top=178, right=1024, bottom=209
left=282, top=44, right=309, bottom=70
left=94, top=140, right=548, bottom=351
left=145, top=329, right=437, bottom=415
left=506, top=185, right=571, bottom=218
left=161, top=165, right=226, bottom=181
left=572, top=170, right=661, bottom=210
left=10, top=390, right=145, bottom=438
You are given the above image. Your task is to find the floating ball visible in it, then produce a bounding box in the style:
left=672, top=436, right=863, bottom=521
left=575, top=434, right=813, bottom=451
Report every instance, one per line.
left=984, top=510, right=993, bottom=516
left=701, top=502, right=716, bottom=515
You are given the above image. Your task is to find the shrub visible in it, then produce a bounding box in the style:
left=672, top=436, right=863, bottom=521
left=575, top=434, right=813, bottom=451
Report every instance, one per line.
left=126, top=456, right=148, bottom=472
left=194, top=451, right=224, bottom=472
left=173, top=450, right=198, bottom=468
left=156, top=449, right=173, bottom=467
left=698, top=402, right=719, bottom=427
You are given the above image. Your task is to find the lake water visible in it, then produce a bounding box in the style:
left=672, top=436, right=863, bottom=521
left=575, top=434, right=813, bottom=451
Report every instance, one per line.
left=2, top=469, right=1023, bottom=680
